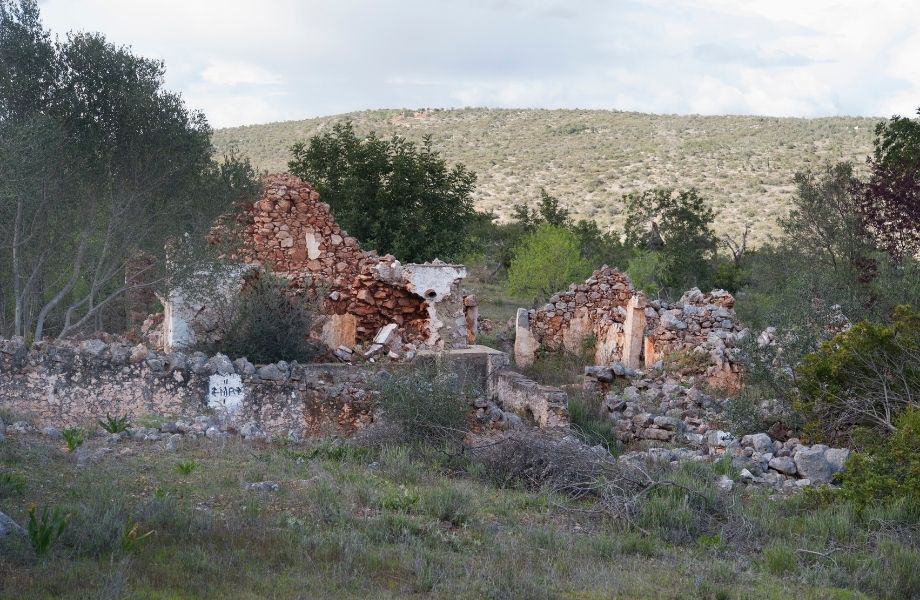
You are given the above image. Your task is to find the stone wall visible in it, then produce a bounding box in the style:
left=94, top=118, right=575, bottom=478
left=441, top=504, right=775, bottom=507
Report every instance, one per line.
left=164, top=173, right=475, bottom=354
left=490, top=370, right=569, bottom=429
left=0, top=337, right=374, bottom=439
left=514, top=267, right=746, bottom=389
left=526, top=266, right=637, bottom=365
left=643, top=288, right=746, bottom=389
left=0, top=337, right=515, bottom=439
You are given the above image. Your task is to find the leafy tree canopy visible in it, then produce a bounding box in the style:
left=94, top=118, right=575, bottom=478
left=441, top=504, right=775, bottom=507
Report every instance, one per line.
left=623, top=188, right=717, bottom=295
left=507, top=225, right=592, bottom=301
left=860, top=109, right=920, bottom=259
left=288, top=121, right=476, bottom=263
left=0, top=0, right=258, bottom=341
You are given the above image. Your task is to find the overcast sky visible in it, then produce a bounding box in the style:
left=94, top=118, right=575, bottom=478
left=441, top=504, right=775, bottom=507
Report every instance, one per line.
left=39, top=0, right=920, bottom=128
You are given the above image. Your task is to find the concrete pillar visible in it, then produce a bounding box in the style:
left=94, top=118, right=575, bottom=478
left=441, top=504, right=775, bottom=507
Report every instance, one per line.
left=622, top=294, right=647, bottom=369
left=513, top=308, right=539, bottom=367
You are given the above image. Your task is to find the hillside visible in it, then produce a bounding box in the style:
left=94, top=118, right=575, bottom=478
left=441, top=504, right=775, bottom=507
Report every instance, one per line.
left=213, top=108, right=878, bottom=244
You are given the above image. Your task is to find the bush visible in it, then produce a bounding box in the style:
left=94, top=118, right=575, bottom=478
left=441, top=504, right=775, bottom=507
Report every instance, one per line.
left=795, top=305, right=919, bottom=444
left=507, top=224, right=592, bottom=301
left=626, top=250, right=665, bottom=296
left=373, top=363, right=473, bottom=446
left=205, top=274, right=325, bottom=364
left=567, top=391, right=619, bottom=451
left=838, top=408, right=920, bottom=508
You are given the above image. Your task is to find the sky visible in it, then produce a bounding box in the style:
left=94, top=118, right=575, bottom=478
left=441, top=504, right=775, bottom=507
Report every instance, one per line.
left=38, top=0, right=920, bottom=128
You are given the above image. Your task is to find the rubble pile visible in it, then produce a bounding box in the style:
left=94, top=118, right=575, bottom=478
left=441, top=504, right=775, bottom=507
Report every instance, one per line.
left=163, top=173, right=474, bottom=354
left=516, top=267, right=746, bottom=387
left=585, top=364, right=850, bottom=492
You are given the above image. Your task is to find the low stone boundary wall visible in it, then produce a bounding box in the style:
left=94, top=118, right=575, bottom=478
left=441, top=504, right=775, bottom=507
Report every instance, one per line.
left=0, top=338, right=374, bottom=439
left=0, top=339, right=512, bottom=440
left=490, top=370, right=568, bottom=428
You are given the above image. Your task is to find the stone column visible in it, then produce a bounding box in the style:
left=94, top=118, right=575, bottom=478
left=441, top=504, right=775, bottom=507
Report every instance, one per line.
left=622, top=294, right=647, bottom=369
left=464, top=295, right=479, bottom=345
left=513, top=308, right=539, bottom=367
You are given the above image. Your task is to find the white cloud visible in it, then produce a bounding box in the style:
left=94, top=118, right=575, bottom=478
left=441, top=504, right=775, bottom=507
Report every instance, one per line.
left=201, top=62, right=283, bottom=87
left=36, top=0, right=920, bottom=126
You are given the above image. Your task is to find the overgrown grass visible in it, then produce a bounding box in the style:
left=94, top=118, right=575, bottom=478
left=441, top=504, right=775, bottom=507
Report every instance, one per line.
left=567, top=390, right=619, bottom=451
left=1, top=431, right=916, bottom=598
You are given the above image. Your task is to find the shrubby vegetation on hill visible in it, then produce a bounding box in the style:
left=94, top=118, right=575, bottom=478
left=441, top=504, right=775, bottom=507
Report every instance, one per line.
left=213, top=107, right=877, bottom=244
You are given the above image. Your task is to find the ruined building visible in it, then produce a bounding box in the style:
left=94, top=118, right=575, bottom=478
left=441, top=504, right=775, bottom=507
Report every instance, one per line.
left=514, top=266, right=746, bottom=390
left=161, top=173, right=475, bottom=356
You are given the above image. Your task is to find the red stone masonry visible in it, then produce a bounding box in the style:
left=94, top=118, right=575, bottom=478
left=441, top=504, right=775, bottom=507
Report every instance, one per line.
left=226, top=173, right=429, bottom=344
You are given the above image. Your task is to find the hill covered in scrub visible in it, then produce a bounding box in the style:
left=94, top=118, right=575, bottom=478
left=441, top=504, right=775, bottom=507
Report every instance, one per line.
left=213, top=108, right=878, bottom=244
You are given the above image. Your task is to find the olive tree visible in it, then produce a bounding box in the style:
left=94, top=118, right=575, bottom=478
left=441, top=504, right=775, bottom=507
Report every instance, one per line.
left=0, top=0, right=259, bottom=341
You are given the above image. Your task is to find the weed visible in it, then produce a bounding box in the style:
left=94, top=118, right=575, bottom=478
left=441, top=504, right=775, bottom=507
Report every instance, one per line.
left=378, top=482, right=421, bottom=512
left=121, top=523, right=153, bottom=552
left=663, top=348, right=711, bottom=376
left=61, top=428, right=86, bottom=452
left=0, top=471, right=27, bottom=496
left=568, top=391, right=619, bottom=452
left=762, top=543, right=797, bottom=576
left=98, top=414, right=130, bottom=434
left=27, top=505, right=68, bottom=557
left=422, top=485, right=475, bottom=526
left=175, top=460, right=198, bottom=475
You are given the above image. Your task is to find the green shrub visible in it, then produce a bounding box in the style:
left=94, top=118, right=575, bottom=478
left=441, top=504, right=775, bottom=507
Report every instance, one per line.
left=839, top=408, right=920, bottom=508
left=627, top=250, right=665, bottom=296
left=373, top=363, right=472, bottom=446
left=97, top=414, right=130, bottom=434
left=61, top=427, right=86, bottom=452
left=795, top=305, right=919, bottom=444
left=507, top=225, right=592, bottom=301
left=204, top=274, right=325, bottom=364
left=27, top=506, right=68, bottom=557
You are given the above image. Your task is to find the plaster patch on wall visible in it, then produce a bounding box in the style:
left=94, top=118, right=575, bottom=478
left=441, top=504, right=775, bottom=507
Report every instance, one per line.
left=305, top=231, right=321, bottom=260
left=207, top=374, right=246, bottom=417
left=402, top=263, right=466, bottom=301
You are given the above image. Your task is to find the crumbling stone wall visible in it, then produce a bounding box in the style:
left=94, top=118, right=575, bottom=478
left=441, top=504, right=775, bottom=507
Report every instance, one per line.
left=643, top=288, right=745, bottom=389
left=514, top=267, right=746, bottom=389
left=527, top=267, right=637, bottom=365
left=164, top=173, right=473, bottom=354
left=0, top=337, right=374, bottom=438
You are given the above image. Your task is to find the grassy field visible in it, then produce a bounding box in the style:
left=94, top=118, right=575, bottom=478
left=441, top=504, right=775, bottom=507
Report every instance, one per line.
left=2, top=431, right=917, bottom=599
left=212, top=108, right=878, bottom=244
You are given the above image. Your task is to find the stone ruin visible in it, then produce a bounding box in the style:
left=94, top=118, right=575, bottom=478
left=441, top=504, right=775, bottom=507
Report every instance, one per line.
left=158, top=173, right=476, bottom=359
left=514, top=266, right=746, bottom=390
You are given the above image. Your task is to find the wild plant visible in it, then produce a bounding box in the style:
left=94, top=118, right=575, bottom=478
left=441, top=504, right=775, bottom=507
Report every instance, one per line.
left=27, top=505, right=68, bottom=557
